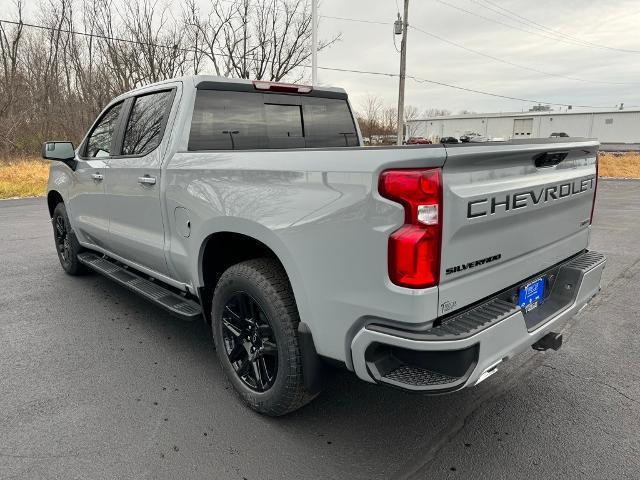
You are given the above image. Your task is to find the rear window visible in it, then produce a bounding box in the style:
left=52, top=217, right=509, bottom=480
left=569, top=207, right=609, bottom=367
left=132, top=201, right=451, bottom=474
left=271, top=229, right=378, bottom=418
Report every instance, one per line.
left=188, top=90, right=359, bottom=151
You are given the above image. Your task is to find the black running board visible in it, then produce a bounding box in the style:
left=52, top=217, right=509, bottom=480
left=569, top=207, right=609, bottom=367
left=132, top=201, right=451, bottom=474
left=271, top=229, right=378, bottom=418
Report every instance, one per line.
left=78, top=252, right=202, bottom=320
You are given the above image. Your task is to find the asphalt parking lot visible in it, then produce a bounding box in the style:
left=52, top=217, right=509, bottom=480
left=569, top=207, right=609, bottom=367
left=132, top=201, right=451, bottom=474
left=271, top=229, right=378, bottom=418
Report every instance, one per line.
left=1, top=179, right=639, bottom=480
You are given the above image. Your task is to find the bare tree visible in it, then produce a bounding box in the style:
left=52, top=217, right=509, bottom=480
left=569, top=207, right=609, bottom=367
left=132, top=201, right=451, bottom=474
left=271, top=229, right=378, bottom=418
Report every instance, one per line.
left=404, top=105, right=421, bottom=138
left=182, top=0, right=234, bottom=76
left=381, top=106, right=397, bottom=136
left=357, top=95, right=383, bottom=143
left=0, top=0, right=342, bottom=156
left=221, top=0, right=340, bottom=81
left=0, top=0, right=24, bottom=150
left=425, top=108, right=451, bottom=118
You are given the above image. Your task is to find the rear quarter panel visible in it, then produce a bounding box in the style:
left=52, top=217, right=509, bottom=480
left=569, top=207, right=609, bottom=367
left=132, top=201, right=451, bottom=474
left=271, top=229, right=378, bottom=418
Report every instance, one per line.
left=163, top=146, right=446, bottom=364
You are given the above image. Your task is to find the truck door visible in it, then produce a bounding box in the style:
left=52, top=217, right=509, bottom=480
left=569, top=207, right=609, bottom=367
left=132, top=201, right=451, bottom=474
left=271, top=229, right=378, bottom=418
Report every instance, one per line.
left=104, top=88, right=176, bottom=275
left=67, top=101, right=125, bottom=248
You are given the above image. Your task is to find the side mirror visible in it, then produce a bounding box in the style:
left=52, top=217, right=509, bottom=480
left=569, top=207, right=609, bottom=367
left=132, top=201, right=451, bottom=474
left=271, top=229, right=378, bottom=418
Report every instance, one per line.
left=42, top=141, right=75, bottom=161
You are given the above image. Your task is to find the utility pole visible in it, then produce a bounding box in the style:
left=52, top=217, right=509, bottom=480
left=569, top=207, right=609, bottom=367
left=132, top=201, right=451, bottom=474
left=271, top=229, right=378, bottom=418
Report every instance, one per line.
left=396, top=0, right=409, bottom=145
left=311, top=0, right=318, bottom=85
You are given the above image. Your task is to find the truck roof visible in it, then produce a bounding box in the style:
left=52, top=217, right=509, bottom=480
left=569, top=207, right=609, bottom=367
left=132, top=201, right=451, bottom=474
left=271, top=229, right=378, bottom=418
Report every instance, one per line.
left=115, top=74, right=347, bottom=99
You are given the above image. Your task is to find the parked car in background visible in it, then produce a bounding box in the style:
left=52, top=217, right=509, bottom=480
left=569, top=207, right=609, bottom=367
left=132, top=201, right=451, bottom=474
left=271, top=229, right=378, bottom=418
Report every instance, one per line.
left=550, top=132, right=570, bottom=138
left=459, top=131, right=482, bottom=142
left=439, top=136, right=459, bottom=144
left=406, top=136, right=432, bottom=145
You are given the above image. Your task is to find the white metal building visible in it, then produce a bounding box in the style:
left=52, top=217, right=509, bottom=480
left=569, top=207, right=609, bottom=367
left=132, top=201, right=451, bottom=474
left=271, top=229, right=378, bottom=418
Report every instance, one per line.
left=408, top=109, right=640, bottom=144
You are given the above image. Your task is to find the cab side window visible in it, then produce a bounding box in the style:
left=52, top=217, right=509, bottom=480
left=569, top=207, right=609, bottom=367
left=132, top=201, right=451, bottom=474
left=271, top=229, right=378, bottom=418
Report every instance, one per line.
left=121, top=90, right=173, bottom=156
left=85, top=102, right=123, bottom=158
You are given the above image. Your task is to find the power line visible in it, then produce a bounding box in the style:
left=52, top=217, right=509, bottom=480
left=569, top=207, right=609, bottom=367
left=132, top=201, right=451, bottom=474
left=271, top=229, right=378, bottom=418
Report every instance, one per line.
left=0, top=17, right=632, bottom=109
left=13, top=11, right=637, bottom=87
left=316, top=65, right=620, bottom=109
left=409, top=25, right=634, bottom=86
left=469, top=0, right=640, bottom=54
left=319, top=14, right=388, bottom=26
left=433, top=0, right=640, bottom=54
left=318, top=13, right=637, bottom=86
left=0, top=19, right=192, bottom=52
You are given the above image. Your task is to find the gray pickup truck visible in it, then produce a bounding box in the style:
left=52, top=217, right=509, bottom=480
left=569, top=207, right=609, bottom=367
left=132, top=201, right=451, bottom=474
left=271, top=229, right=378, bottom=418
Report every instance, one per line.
left=43, top=75, right=605, bottom=416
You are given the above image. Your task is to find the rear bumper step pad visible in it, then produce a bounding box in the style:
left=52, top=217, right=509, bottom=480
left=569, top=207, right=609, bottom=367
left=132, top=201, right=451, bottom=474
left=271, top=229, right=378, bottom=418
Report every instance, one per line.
left=78, top=252, right=202, bottom=320
left=352, top=249, right=606, bottom=392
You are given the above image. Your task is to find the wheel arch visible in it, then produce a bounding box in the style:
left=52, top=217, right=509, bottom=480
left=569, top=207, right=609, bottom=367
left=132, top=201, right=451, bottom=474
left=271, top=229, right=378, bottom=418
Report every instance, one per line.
left=47, top=190, right=64, bottom=217
left=195, top=225, right=309, bottom=327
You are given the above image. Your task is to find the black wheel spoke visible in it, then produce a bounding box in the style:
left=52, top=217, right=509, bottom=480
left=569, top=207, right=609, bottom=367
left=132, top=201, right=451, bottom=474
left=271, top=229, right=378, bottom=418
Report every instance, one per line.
left=54, top=216, right=70, bottom=263
left=55, top=217, right=65, bottom=236
left=259, top=357, right=272, bottom=383
left=236, top=358, right=251, bottom=377
left=228, top=342, right=246, bottom=363
left=224, top=304, right=241, bottom=320
left=251, top=360, right=264, bottom=390
left=222, top=317, right=243, bottom=338
left=220, top=292, right=279, bottom=392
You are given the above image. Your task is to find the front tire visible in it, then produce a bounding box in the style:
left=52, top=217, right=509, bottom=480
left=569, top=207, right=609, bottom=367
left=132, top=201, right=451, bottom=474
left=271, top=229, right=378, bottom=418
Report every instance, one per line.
left=51, top=203, right=87, bottom=275
left=211, top=258, right=316, bottom=416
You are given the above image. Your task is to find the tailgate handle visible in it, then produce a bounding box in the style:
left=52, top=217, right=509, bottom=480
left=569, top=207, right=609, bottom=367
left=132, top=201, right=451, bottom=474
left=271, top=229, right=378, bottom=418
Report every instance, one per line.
left=534, top=151, right=568, bottom=168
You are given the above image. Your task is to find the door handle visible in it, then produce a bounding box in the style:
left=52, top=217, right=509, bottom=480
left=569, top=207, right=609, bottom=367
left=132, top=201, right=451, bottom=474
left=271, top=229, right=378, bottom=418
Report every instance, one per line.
left=138, top=175, right=156, bottom=185
left=91, top=173, right=103, bottom=181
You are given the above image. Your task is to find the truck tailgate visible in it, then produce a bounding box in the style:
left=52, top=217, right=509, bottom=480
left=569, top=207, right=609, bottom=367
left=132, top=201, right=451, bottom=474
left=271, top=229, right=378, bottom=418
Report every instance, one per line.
left=438, top=139, right=598, bottom=315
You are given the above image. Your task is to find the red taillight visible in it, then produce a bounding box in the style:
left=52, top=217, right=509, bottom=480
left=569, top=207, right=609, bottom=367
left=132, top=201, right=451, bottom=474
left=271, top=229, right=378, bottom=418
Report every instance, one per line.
left=252, top=80, right=312, bottom=94
left=379, top=168, right=442, bottom=288
left=590, top=156, right=599, bottom=224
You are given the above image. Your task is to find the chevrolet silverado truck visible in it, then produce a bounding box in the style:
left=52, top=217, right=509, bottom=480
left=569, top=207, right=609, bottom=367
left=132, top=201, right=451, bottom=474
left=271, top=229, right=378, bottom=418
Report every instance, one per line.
left=42, top=75, right=606, bottom=416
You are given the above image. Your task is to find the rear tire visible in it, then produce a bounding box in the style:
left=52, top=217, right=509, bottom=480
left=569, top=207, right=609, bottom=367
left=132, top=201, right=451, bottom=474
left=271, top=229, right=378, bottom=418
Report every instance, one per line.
left=211, top=258, right=317, bottom=416
left=52, top=203, right=87, bottom=276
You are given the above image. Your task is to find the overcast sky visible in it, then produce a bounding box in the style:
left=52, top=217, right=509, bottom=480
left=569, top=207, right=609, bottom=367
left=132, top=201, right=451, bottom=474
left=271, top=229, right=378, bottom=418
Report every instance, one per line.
left=312, top=0, right=640, bottom=116
left=9, top=0, right=640, bottom=116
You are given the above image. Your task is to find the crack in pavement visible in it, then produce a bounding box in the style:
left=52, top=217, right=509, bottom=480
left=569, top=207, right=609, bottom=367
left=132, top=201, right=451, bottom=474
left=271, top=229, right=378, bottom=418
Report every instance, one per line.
left=540, top=363, right=640, bottom=409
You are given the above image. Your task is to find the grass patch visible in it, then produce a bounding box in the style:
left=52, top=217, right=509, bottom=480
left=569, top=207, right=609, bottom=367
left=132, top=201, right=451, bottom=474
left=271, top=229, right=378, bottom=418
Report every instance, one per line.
left=0, top=151, right=637, bottom=200
left=599, top=152, right=640, bottom=179
left=0, top=157, right=50, bottom=199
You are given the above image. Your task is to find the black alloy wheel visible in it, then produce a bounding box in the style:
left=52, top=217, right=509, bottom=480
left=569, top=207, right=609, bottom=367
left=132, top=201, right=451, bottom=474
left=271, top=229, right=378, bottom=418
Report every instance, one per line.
left=51, top=203, right=86, bottom=275
left=212, top=258, right=318, bottom=415
left=54, top=214, right=72, bottom=264
left=221, top=292, right=279, bottom=392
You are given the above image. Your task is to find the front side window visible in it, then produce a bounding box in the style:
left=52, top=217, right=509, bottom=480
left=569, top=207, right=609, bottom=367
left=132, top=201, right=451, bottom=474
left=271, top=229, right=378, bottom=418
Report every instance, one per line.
left=188, top=90, right=358, bottom=151
left=122, top=90, right=174, bottom=156
left=85, top=102, right=123, bottom=158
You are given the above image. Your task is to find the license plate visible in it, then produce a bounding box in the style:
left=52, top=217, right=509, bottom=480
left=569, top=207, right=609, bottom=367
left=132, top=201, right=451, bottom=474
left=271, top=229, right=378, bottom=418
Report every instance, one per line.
left=518, top=277, right=545, bottom=313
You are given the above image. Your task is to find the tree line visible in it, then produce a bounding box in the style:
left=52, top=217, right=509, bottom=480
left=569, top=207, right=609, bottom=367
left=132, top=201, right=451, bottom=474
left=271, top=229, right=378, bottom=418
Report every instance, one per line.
left=0, top=0, right=338, bottom=156
left=0, top=0, right=455, bottom=156
left=356, top=95, right=451, bottom=144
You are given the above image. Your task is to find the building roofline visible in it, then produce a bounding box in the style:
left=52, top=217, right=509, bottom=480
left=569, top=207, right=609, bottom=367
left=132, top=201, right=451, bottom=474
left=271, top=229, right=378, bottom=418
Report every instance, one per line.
left=409, top=109, right=640, bottom=122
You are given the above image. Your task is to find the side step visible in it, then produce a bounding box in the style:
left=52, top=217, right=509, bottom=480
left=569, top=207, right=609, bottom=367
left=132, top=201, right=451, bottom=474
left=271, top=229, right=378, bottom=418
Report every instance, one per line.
left=78, top=252, right=202, bottom=320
